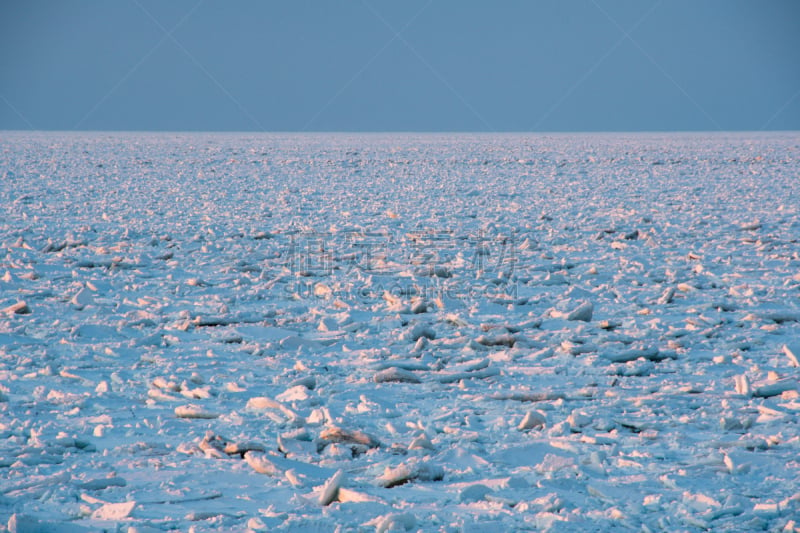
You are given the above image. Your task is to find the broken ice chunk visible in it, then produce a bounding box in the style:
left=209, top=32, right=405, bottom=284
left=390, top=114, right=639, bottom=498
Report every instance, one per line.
left=403, top=323, right=436, bottom=342
left=752, top=502, right=781, bottom=518
left=223, top=440, right=266, bottom=457
left=319, top=426, right=380, bottom=448
left=2, top=301, right=31, bottom=315
left=551, top=300, right=593, bottom=322
left=245, top=396, right=299, bottom=422
left=410, top=300, right=429, bottom=314
left=91, top=501, right=136, bottom=520
left=739, top=220, right=761, bottom=231
left=566, top=410, right=592, bottom=432
left=734, top=374, right=751, bottom=396
left=782, top=343, right=800, bottom=368
left=71, top=288, right=94, bottom=310
left=518, top=410, right=546, bottom=431
left=602, top=345, right=665, bottom=363
left=409, top=433, right=435, bottom=450
left=318, top=469, right=344, bottom=506
left=374, top=367, right=421, bottom=384
left=753, top=378, right=797, bottom=398
left=376, top=461, right=444, bottom=488
left=174, top=404, right=219, bottom=419
left=276, top=385, right=310, bottom=402
left=288, top=375, right=316, bottom=390
left=682, top=492, right=722, bottom=513
left=376, top=463, right=417, bottom=488
left=474, top=333, right=517, bottom=348
left=244, top=451, right=282, bottom=476
left=657, top=287, right=675, bottom=305
left=78, top=476, right=127, bottom=490
left=370, top=513, right=417, bottom=533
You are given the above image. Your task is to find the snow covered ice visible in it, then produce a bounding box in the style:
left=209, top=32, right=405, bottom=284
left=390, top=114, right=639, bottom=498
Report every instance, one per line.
left=2, top=131, right=800, bottom=532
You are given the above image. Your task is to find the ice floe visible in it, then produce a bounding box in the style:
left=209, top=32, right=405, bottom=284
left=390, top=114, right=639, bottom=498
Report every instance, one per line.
left=1, top=132, right=800, bottom=531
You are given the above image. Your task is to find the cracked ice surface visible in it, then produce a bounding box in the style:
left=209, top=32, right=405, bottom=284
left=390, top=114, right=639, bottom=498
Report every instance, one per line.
left=1, top=132, right=800, bottom=532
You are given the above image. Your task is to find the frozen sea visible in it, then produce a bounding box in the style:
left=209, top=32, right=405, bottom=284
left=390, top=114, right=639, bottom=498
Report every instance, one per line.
left=1, top=132, right=800, bottom=532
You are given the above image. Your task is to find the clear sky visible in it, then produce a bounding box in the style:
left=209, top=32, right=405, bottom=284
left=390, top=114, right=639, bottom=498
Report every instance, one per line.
left=1, top=1, right=798, bottom=132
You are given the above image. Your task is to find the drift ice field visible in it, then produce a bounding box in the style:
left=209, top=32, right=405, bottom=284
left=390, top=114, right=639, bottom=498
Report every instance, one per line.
left=1, top=132, right=800, bottom=532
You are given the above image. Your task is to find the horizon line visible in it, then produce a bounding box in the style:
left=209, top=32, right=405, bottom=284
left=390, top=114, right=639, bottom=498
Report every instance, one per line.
left=2, top=129, right=799, bottom=135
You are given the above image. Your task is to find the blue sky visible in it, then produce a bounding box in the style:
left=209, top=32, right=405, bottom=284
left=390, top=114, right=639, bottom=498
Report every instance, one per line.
left=1, top=1, right=798, bottom=131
